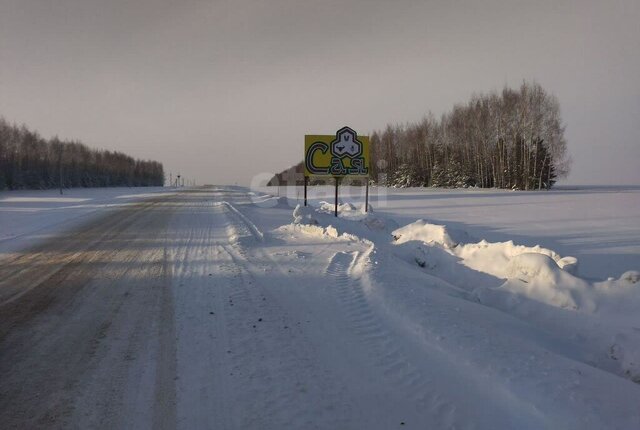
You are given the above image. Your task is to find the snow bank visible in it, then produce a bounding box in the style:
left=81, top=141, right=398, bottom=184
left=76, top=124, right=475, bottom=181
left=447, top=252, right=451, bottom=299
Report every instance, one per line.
left=281, top=204, right=360, bottom=241
left=291, top=201, right=639, bottom=319
left=391, top=219, right=574, bottom=286
left=290, top=203, right=397, bottom=240
left=392, top=219, right=459, bottom=249
left=476, top=253, right=591, bottom=311
left=292, top=204, right=318, bottom=225
left=619, top=270, right=640, bottom=284
left=395, top=222, right=639, bottom=319
left=393, top=221, right=640, bottom=382
left=474, top=254, right=640, bottom=381
left=455, top=240, right=563, bottom=279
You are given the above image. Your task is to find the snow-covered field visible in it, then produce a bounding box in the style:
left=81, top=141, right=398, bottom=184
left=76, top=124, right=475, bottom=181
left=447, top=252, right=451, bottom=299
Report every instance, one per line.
left=257, top=185, right=640, bottom=280
left=0, top=187, right=177, bottom=255
left=1, top=185, right=639, bottom=429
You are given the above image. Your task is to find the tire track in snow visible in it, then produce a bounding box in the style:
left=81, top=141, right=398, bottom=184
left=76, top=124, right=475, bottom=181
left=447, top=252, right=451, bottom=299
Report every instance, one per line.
left=325, top=251, right=459, bottom=427
left=217, top=243, right=351, bottom=429
left=170, top=195, right=349, bottom=429
left=68, top=201, right=177, bottom=430
left=213, top=197, right=352, bottom=428
left=170, top=199, right=235, bottom=430
left=0, top=196, right=178, bottom=429
left=152, top=238, right=177, bottom=430
left=218, top=201, right=264, bottom=242
left=0, top=200, right=159, bottom=307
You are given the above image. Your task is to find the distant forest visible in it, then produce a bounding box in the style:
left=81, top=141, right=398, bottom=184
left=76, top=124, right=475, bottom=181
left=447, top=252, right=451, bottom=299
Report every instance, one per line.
left=270, top=81, right=570, bottom=190
left=0, top=117, right=164, bottom=190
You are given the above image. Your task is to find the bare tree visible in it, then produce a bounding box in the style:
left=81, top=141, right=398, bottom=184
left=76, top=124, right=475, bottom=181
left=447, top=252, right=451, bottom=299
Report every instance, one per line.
left=0, top=117, right=165, bottom=190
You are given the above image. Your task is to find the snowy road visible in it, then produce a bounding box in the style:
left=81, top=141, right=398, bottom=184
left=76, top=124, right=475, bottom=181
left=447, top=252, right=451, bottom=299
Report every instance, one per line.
left=0, top=189, right=371, bottom=429
left=1, top=187, right=639, bottom=429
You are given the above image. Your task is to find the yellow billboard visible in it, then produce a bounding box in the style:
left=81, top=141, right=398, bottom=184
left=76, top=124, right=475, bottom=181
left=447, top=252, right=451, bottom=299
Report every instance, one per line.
left=304, top=127, right=370, bottom=177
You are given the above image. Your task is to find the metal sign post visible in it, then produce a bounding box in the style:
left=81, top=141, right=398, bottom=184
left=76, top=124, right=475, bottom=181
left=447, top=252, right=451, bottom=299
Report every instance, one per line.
left=365, top=179, right=369, bottom=213
left=304, top=126, right=370, bottom=217
left=334, top=177, right=339, bottom=217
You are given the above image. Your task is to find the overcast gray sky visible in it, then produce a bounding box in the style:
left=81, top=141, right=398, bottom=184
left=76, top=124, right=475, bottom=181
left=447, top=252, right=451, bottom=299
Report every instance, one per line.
left=1, top=0, right=638, bottom=185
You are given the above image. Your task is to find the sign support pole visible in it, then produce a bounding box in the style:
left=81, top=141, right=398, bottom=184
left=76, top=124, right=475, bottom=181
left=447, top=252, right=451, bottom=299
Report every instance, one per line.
left=304, top=176, right=308, bottom=206
left=334, top=177, right=339, bottom=217
left=365, top=179, right=369, bottom=213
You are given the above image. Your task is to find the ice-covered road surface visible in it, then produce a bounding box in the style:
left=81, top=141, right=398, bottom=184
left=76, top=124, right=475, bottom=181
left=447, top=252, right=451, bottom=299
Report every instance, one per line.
left=1, top=187, right=639, bottom=429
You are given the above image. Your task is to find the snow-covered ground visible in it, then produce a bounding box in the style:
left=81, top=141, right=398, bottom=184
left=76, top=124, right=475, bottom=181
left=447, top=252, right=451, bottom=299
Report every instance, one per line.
left=245, top=186, right=640, bottom=428
left=256, top=185, right=640, bottom=280
left=0, top=187, right=178, bottom=255
left=1, top=185, right=639, bottom=429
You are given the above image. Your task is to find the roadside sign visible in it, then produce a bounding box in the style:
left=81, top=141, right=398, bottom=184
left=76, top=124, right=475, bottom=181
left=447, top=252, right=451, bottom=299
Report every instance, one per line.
left=304, top=126, right=369, bottom=177
left=303, top=126, right=370, bottom=216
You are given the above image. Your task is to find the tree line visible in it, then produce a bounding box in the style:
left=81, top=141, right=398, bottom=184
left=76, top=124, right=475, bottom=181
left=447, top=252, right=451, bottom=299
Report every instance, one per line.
left=270, top=81, right=570, bottom=190
left=0, top=117, right=164, bottom=190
